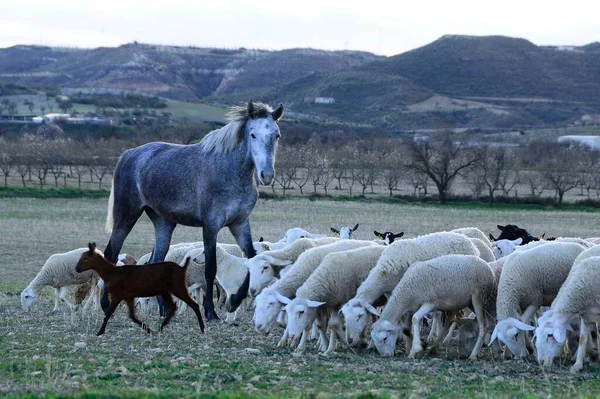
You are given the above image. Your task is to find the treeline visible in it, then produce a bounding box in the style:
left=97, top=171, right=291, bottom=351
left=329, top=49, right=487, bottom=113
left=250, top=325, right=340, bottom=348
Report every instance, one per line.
left=69, top=93, right=168, bottom=110
left=0, top=130, right=598, bottom=206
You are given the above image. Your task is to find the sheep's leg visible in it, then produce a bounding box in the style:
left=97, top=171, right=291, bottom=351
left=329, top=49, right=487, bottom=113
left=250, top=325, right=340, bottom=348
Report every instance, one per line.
left=81, top=282, right=98, bottom=313
left=427, top=312, right=442, bottom=343
left=277, top=328, right=289, bottom=348
left=125, top=298, right=151, bottom=334
left=58, top=286, right=77, bottom=312
left=317, top=316, right=329, bottom=353
left=321, top=329, right=337, bottom=357
left=571, top=318, right=591, bottom=373
left=170, top=286, right=205, bottom=333
left=429, top=311, right=457, bottom=355
left=409, top=303, right=436, bottom=358
left=442, top=321, right=458, bottom=344
left=294, top=328, right=310, bottom=354
left=310, top=321, right=318, bottom=341
left=52, top=288, right=60, bottom=312
left=97, top=299, right=120, bottom=336
left=469, top=297, right=487, bottom=360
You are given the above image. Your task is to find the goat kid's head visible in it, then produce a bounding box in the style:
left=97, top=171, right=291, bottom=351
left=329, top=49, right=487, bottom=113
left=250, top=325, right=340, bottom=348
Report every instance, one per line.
left=75, top=242, right=102, bottom=273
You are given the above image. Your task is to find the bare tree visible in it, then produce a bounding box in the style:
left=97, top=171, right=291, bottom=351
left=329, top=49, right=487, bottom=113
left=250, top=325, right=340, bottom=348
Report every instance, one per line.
left=406, top=133, right=480, bottom=204
left=522, top=170, right=545, bottom=198
left=40, top=105, right=46, bottom=115
left=7, top=102, right=18, bottom=120
left=542, top=145, right=580, bottom=206
left=379, top=151, right=403, bottom=196
left=0, top=140, right=14, bottom=186
left=472, top=146, right=513, bottom=205
left=404, top=167, right=429, bottom=197
left=464, top=167, right=485, bottom=199
left=273, top=146, right=298, bottom=196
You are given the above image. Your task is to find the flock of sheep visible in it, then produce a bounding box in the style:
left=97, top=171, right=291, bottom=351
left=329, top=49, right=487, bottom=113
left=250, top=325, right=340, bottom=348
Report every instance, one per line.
left=19, top=223, right=600, bottom=372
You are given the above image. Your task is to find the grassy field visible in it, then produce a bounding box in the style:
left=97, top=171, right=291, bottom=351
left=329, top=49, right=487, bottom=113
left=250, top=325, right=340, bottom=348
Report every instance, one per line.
left=2, top=198, right=600, bottom=398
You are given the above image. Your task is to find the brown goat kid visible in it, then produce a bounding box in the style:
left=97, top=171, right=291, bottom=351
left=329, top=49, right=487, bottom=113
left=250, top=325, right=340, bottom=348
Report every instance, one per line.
left=76, top=243, right=205, bottom=336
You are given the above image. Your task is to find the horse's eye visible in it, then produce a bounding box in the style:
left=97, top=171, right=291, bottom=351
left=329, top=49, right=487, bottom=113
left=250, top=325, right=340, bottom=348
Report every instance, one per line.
left=251, top=133, right=256, bottom=139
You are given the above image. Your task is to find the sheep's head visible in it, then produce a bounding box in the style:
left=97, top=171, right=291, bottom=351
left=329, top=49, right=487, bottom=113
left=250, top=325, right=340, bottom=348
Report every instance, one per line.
left=20, top=287, right=37, bottom=312
left=253, top=241, right=270, bottom=254
left=370, top=319, right=400, bottom=356
left=374, top=231, right=404, bottom=245
left=331, top=224, right=359, bottom=239
left=282, top=227, right=326, bottom=244
left=534, top=314, right=570, bottom=367
left=247, top=255, right=292, bottom=297
left=492, top=238, right=522, bottom=260
left=456, top=318, right=479, bottom=358
left=253, top=288, right=287, bottom=334
left=489, top=317, right=534, bottom=358
left=341, top=298, right=380, bottom=346
left=280, top=296, right=325, bottom=343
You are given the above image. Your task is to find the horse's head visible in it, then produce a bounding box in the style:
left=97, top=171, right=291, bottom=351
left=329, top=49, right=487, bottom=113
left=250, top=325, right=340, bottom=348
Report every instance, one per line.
left=245, top=100, right=283, bottom=186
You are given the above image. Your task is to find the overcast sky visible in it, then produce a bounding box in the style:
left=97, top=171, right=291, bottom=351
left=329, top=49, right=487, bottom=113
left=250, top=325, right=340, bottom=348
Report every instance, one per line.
left=1, top=0, right=598, bottom=56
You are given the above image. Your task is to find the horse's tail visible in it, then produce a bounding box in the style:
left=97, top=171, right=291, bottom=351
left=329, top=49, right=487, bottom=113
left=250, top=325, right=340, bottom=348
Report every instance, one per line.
left=105, top=179, right=115, bottom=233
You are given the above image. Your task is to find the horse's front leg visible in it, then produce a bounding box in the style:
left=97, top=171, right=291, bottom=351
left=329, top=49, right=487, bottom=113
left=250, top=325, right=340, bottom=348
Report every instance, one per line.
left=226, top=220, right=256, bottom=313
left=203, top=226, right=220, bottom=322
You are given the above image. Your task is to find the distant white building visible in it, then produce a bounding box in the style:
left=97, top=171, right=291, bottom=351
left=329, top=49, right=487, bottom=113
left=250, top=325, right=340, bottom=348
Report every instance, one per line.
left=558, top=135, right=600, bottom=150
left=315, top=97, right=335, bottom=104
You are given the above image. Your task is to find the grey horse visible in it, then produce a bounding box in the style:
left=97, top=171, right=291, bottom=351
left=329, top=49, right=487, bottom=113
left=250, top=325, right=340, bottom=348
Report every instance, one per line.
left=102, top=101, right=283, bottom=321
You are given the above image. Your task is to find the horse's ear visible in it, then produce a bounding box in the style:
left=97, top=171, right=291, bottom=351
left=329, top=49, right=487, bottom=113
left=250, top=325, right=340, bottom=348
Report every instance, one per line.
left=88, top=242, right=95, bottom=252
left=272, top=103, right=284, bottom=121
left=247, top=100, right=255, bottom=117
left=352, top=224, right=359, bottom=232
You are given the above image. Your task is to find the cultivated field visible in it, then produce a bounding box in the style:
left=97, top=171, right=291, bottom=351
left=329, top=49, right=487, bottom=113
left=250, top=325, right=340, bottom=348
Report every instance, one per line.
left=2, top=197, right=600, bottom=398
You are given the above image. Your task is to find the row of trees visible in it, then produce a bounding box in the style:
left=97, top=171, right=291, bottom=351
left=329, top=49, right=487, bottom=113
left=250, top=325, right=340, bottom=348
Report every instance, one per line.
left=0, top=132, right=597, bottom=205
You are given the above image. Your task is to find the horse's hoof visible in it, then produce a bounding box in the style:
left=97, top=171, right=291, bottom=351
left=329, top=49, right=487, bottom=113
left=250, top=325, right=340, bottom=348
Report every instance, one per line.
left=205, top=311, right=220, bottom=322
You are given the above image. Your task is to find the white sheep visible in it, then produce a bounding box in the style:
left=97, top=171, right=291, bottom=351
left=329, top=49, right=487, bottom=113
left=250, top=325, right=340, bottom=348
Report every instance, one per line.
left=489, top=242, right=586, bottom=358
left=370, top=254, right=497, bottom=359
left=280, top=227, right=328, bottom=244
left=248, top=238, right=320, bottom=297
left=21, top=247, right=104, bottom=313
left=451, top=227, right=492, bottom=247
left=535, top=246, right=600, bottom=371
left=253, top=239, right=376, bottom=336
left=277, top=245, right=387, bottom=354
left=469, top=238, right=495, bottom=262
left=340, top=231, right=480, bottom=347
left=247, top=237, right=341, bottom=297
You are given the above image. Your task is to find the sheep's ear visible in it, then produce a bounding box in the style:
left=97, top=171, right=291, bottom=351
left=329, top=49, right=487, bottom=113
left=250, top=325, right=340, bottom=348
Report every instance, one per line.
left=306, top=300, right=326, bottom=308
left=263, top=254, right=293, bottom=267
left=365, top=303, right=380, bottom=317
left=513, top=237, right=523, bottom=245
left=553, top=327, right=566, bottom=343
left=497, top=225, right=505, bottom=231
left=394, top=232, right=404, bottom=238
left=261, top=243, right=270, bottom=252
left=374, top=231, right=383, bottom=239
left=352, top=224, right=359, bottom=232
left=274, top=292, right=291, bottom=305
left=331, top=228, right=340, bottom=236
left=489, top=234, right=496, bottom=242
left=489, top=324, right=500, bottom=346
left=512, top=318, right=535, bottom=332
left=538, top=233, right=546, bottom=240
left=259, top=237, right=264, bottom=242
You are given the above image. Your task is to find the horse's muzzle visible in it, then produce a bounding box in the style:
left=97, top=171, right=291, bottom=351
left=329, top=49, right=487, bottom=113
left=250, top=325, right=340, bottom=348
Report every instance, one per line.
left=259, top=170, right=274, bottom=186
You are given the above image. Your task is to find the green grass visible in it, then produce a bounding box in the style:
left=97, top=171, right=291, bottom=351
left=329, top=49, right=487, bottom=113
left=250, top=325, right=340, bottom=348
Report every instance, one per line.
left=3, top=198, right=600, bottom=397
left=0, top=187, right=110, bottom=199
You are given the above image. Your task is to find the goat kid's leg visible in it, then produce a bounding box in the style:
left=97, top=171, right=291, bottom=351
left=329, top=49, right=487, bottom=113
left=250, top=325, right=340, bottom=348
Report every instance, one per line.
left=97, top=299, right=120, bottom=336
left=125, top=298, right=151, bottom=333
left=171, top=286, right=205, bottom=333
left=159, top=294, right=177, bottom=331
left=409, top=303, right=436, bottom=358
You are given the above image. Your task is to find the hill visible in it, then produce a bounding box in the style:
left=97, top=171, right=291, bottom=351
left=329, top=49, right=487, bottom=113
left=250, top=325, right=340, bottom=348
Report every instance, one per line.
left=365, top=35, right=600, bottom=103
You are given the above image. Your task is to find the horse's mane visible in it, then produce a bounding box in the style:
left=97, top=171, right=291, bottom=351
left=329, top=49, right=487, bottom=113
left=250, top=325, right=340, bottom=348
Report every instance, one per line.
left=200, top=102, right=274, bottom=155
